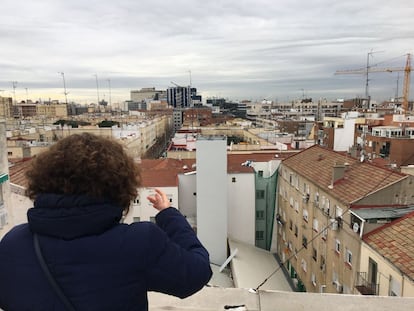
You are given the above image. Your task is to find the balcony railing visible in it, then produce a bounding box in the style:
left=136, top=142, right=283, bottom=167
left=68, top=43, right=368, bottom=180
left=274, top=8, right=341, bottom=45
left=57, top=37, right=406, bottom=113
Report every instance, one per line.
left=355, top=272, right=379, bottom=295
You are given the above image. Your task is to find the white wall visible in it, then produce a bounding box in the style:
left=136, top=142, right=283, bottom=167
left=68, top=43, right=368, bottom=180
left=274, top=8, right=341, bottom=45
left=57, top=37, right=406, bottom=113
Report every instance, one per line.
left=10, top=190, right=32, bottom=225
left=196, top=137, right=228, bottom=265
left=178, top=174, right=197, bottom=226
left=125, top=186, right=178, bottom=223
left=227, top=173, right=255, bottom=245
left=334, top=118, right=356, bottom=151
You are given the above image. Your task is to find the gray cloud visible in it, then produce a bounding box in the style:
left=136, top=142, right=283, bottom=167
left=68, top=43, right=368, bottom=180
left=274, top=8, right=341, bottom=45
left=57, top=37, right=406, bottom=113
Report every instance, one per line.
left=0, top=0, right=413, bottom=103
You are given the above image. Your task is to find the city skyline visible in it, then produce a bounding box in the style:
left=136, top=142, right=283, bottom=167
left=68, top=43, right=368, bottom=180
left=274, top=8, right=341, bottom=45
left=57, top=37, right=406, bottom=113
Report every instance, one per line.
left=0, top=0, right=413, bottom=104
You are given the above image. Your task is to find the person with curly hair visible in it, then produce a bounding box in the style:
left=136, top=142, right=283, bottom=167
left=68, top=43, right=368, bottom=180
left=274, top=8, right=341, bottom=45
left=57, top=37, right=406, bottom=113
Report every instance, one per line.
left=0, top=133, right=212, bottom=311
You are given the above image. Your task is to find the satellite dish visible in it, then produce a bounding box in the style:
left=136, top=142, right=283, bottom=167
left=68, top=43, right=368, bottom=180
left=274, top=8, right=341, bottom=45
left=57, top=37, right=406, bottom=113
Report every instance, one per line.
left=353, top=222, right=359, bottom=233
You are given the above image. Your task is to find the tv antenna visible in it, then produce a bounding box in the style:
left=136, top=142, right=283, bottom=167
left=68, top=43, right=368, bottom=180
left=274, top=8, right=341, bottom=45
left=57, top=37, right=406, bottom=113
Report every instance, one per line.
left=58, top=72, right=69, bottom=104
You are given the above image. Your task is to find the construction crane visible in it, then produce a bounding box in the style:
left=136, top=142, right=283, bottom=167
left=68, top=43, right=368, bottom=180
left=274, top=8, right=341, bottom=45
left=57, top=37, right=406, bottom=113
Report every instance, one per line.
left=335, top=53, right=412, bottom=114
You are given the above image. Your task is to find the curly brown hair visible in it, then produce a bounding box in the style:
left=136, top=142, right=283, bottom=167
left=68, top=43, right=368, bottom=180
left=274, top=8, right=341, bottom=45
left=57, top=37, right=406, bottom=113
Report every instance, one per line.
left=26, top=133, right=141, bottom=212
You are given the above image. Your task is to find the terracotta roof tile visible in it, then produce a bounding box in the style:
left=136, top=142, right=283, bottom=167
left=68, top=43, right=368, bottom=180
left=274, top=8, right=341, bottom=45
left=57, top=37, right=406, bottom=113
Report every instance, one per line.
left=8, top=159, right=33, bottom=188
left=282, top=145, right=406, bottom=204
left=363, top=211, right=414, bottom=281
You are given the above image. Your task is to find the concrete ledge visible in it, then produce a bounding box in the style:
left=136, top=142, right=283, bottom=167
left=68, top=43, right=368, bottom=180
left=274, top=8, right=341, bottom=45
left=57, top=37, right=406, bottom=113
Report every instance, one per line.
left=148, top=287, right=414, bottom=311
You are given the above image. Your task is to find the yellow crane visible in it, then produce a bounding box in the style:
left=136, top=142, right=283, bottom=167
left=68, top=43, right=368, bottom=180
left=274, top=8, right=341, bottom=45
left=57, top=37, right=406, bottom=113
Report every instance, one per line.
left=335, top=53, right=412, bottom=114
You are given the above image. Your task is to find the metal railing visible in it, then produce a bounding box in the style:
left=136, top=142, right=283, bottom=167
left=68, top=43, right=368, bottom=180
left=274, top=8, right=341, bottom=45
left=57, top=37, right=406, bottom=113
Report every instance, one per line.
left=355, top=272, right=379, bottom=295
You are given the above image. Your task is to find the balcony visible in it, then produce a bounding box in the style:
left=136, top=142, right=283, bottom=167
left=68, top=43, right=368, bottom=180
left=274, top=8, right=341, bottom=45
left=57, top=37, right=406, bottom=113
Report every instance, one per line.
left=355, top=272, right=379, bottom=295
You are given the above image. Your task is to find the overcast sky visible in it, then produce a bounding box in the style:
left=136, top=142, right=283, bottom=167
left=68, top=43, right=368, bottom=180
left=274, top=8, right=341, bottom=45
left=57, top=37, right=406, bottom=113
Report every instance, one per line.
left=0, top=0, right=413, bottom=104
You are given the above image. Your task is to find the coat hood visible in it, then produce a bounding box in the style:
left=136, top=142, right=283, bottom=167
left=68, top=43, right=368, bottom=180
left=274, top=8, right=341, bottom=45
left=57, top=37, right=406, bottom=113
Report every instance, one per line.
left=27, top=193, right=123, bottom=240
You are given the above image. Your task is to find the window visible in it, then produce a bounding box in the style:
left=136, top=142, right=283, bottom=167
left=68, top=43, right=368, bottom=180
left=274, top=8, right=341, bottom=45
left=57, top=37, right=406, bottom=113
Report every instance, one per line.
left=301, top=259, right=307, bottom=272
left=295, top=176, right=299, bottom=190
left=321, top=227, right=328, bottom=240
left=345, top=249, right=352, bottom=266
left=323, top=199, right=329, bottom=214
left=258, top=170, right=263, bottom=177
left=312, top=218, right=319, bottom=232
left=256, top=190, right=265, bottom=199
left=256, top=210, right=264, bottom=220
left=320, top=256, right=326, bottom=271
left=335, top=239, right=341, bottom=253
left=294, top=225, right=298, bottom=237
left=150, top=217, right=156, bottom=223
left=289, top=219, right=293, bottom=231
left=303, top=209, right=308, bottom=222
left=232, top=177, right=236, bottom=183
left=302, top=235, right=308, bottom=248
left=133, top=217, right=140, bottom=222
left=289, top=197, right=294, bottom=207
left=256, top=230, right=264, bottom=240
left=314, top=192, right=319, bottom=206
left=389, top=275, right=401, bottom=296
left=336, top=206, right=343, bottom=218
left=312, top=247, right=317, bottom=261
left=294, top=200, right=299, bottom=213
left=311, top=273, right=316, bottom=286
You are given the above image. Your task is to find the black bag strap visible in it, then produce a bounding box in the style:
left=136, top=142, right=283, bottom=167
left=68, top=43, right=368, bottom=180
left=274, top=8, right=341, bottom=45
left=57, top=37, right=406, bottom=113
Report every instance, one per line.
left=33, top=233, right=77, bottom=311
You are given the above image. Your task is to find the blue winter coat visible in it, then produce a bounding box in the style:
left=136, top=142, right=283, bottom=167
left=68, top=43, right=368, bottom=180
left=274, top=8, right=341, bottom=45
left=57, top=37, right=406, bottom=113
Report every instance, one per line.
left=0, top=193, right=212, bottom=311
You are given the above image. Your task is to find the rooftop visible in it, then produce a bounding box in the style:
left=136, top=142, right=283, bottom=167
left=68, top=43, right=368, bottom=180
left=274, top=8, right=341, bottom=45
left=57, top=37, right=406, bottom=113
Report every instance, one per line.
left=351, top=205, right=414, bottom=220
left=282, top=145, right=406, bottom=204
left=9, top=153, right=284, bottom=189
left=363, top=211, right=414, bottom=282
left=8, top=159, right=32, bottom=189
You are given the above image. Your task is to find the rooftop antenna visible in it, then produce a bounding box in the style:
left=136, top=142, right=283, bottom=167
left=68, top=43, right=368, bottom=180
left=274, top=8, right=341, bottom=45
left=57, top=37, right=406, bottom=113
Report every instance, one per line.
left=107, top=79, right=112, bottom=106
left=58, top=72, right=68, bottom=104
left=94, top=73, right=100, bottom=104
left=12, top=81, right=17, bottom=104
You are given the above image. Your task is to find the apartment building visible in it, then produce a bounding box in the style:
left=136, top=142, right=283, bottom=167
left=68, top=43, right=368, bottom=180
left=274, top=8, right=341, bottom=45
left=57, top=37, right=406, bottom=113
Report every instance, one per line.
left=130, top=87, right=167, bottom=103
left=12, top=102, right=68, bottom=118
left=0, top=97, right=13, bottom=119
left=360, top=210, right=414, bottom=297
left=167, top=86, right=198, bottom=108
left=272, top=99, right=344, bottom=120
left=353, top=114, right=414, bottom=168
left=276, top=145, right=414, bottom=294
left=315, top=112, right=366, bottom=152
left=0, top=120, right=12, bottom=238
left=183, top=107, right=213, bottom=127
